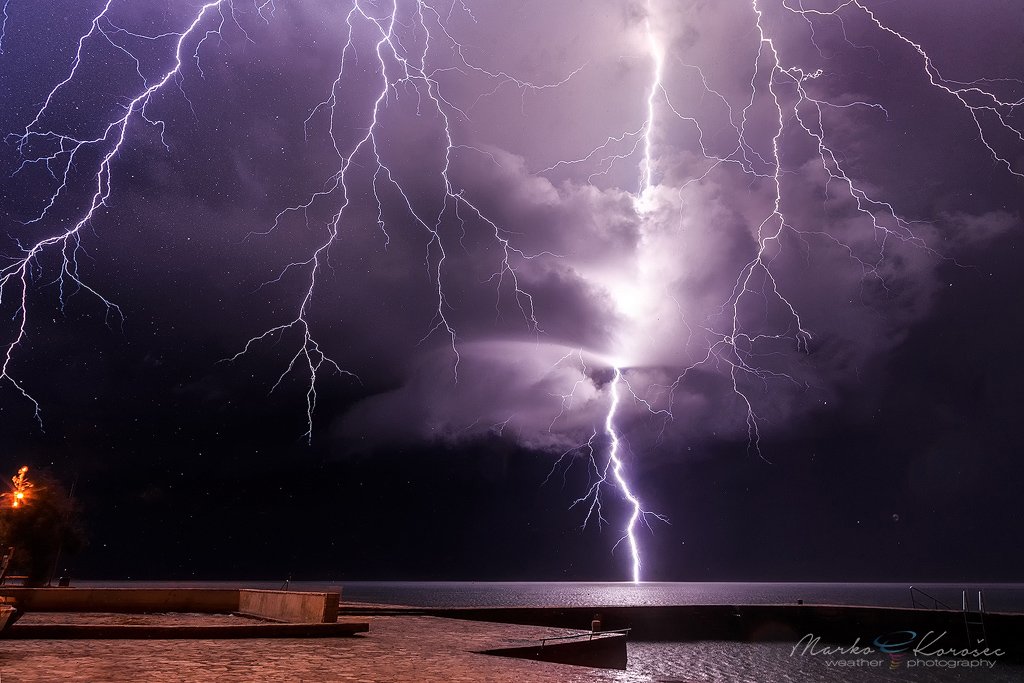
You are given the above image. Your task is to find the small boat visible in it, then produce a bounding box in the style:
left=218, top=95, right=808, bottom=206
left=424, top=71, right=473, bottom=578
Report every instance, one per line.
left=476, top=629, right=629, bottom=670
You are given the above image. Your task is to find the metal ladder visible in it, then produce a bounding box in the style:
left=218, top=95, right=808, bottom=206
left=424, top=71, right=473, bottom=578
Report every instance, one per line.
left=962, top=589, right=988, bottom=647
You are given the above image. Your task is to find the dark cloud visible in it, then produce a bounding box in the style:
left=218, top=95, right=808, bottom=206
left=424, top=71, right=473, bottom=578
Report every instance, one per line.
left=1, top=0, right=1022, bottom=579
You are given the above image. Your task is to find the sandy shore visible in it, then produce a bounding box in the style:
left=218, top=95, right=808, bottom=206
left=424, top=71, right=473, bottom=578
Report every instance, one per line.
left=1, top=614, right=630, bottom=682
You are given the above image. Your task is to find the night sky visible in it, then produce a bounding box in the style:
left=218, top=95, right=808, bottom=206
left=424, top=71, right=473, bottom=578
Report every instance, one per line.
left=0, top=1, right=1022, bottom=582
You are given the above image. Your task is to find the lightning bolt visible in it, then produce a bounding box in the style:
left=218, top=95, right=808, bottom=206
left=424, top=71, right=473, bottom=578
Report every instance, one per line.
left=639, top=6, right=665, bottom=201
left=550, top=0, right=1022, bottom=466
left=0, top=0, right=11, bottom=55
left=2, top=1, right=573, bottom=437
left=534, top=9, right=677, bottom=581
left=228, top=1, right=574, bottom=441
left=666, top=0, right=1023, bottom=458
left=543, top=351, right=666, bottom=581
left=782, top=0, right=1023, bottom=179
left=4, top=0, right=1022, bottom=584
left=1, top=0, right=234, bottom=425
left=6, top=0, right=643, bottom=577
left=605, top=366, right=651, bottom=583
left=588, top=5, right=668, bottom=582
left=542, top=0, right=1021, bottom=575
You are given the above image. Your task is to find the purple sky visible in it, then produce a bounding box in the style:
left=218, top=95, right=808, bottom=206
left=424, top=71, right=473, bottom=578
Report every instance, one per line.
left=0, top=0, right=1022, bottom=580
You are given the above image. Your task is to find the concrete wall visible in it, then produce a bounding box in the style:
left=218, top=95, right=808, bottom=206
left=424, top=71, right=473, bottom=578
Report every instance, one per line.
left=0, top=588, right=344, bottom=623
left=423, top=603, right=1024, bottom=657
left=0, top=588, right=239, bottom=613
left=238, top=589, right=340, bottom=623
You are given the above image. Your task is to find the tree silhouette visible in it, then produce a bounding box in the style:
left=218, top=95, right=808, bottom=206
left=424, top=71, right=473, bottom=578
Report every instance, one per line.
left=0, top=470, right=85, bottom=586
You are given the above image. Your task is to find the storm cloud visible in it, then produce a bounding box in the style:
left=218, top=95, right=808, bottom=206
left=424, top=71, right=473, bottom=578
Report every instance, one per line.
left=2, top=0, right=1020, bottom=457
left=0, top=1, right=1022, bottom=580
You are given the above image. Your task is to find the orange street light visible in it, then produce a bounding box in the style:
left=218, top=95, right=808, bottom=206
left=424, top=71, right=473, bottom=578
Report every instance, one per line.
left=5, top=466, right=32, bottom=509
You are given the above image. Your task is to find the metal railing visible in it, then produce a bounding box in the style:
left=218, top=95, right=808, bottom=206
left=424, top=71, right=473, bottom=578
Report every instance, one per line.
left=909, top=585, right=954, bottom=611
left=909, top=586, right=989, bottom=646
left=539, top=628, right=631, bottom=647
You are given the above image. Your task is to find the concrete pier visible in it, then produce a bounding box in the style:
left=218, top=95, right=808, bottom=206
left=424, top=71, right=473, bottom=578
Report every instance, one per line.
left=0, top=588, right=238, bottom=613
left=0, top=587, right=365, bottom=639
left=408, top=603, right=1024, bottom=659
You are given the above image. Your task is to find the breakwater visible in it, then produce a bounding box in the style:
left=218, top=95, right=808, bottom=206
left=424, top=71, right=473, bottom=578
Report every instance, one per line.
left=405, top=604, right=1024, bottom=660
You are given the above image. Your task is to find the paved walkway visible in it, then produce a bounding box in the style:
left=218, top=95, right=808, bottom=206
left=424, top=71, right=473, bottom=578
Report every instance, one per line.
left=18, top=613, right=255, bottom=627
left=0, top=615, right=648, bottom=682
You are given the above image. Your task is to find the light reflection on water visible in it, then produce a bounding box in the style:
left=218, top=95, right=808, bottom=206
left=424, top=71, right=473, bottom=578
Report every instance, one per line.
left=76, top=580, right=1024, bottom=680
left=330, top=581, right=1024, bottom=612
left=624, top=642, right=1021, bottom=683
left=81, top=580, right=1024, bottom=612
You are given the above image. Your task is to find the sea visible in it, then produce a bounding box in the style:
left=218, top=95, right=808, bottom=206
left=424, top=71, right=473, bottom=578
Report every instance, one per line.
left=81, top=579, right=1024, bottom=612
left=333, top=581, right=1024, bottom=613
left=79, top=581, right=1024, bottom=681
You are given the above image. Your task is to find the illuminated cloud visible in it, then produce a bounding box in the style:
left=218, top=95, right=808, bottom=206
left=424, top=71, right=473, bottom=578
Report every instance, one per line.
left=1, top=3, right=1020, bottom=569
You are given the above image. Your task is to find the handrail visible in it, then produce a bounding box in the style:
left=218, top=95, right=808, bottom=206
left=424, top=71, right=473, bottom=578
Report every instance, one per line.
left=909, top=585, right=954, bottom=611
left=961, top=588, right=987, bottom=614
left=539, top=628, right=631, bottom=647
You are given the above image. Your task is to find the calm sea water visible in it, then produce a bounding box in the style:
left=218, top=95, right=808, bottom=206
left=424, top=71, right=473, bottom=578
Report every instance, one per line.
left=626, top=642, right=1021, bottom=683
left=79, top=580, right=1024, bottom=681
left=82, top=580, right=1024, bottom=612
left=335, top=581, right=1024, bottom=613
left=319, top=581, right=1021, bottom=681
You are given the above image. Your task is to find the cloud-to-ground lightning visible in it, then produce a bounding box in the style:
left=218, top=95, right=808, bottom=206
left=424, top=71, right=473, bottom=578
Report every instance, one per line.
left=605, top=367, right=652, bottom=583
left=3, top=1, right=1022, bottom=582
left=4, top=0, right=649, bottom=573
left=593, top=4, right=670, bottom=581
left=540, top=0, right=1021, bottom=576
left=546, top=352, right=667, bottom=582
left=552, top=0, right=1021, bottom=462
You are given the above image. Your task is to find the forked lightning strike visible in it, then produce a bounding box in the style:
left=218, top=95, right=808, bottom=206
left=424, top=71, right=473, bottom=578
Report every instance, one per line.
left=1, top=1, right=568, bottom=437
left=3, top=1, right=1021, bottom=582
left=543, top=0, right=1021, bottom=577
left=232, top=1, right=571, bottom=441
left=604, top=367, right=661, bottom=583
left=546, top=352, right=667, bottom=582
left=553, top=0, right=1021, bottom=463
left=2, top=0, right=231, bottom=425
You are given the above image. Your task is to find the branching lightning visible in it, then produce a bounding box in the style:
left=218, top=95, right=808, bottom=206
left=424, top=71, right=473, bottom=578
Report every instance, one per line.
left=665, top=0, right=1022, bottom=457
left=3, top=0, right=1021, bottom=582
left=604, top=367, right=658, bottom=583
left=549, top=0, right=1022, bottom=464
left=540, top=0, right=1022, bottom=577
left=545, top=351, right=667, bottom=582
left=1, top=1, right=569, bottom=436
left=230, top=1, right=573, bottom=441
left=1, top=0, right=233, bottom=425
